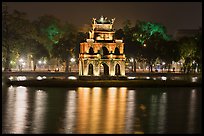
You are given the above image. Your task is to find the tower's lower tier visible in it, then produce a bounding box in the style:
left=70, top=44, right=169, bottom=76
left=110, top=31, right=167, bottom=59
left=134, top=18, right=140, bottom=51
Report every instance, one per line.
left=79, top=58, right=126, bottom=76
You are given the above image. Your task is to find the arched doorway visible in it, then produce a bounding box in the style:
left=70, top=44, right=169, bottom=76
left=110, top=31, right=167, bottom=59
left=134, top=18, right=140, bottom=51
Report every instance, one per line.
left=114, top=47, right=120, bottom=55
left=115, top=64, right=120, bottom=76
left=88, top=63, right=93, bottom=75
left=89, top=47, right=94, bottom=55
left=101, top=63, right=109, bottom=76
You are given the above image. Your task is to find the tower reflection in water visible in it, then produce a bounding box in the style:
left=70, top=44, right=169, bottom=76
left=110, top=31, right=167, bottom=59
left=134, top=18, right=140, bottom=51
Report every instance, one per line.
left=3, top=86, right=201, bottom=134
left=75, top=87, right=141, bottom=134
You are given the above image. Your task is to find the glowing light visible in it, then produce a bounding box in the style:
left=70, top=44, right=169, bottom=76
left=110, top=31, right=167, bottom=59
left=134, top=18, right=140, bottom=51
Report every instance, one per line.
left=37, top=76, right=43, bottom=80
left=146, top=76, right=150, bottom=79
left=162, top=62, right=165, bottom=65
left=22, top=62, right=26, bottom=66
left=42, top=76, right=46, bottom=79
left=70, top=58, right=76, bottom=62
left=55, top=67, right=59, bottom=71
left=10, top=61, right=16, bottom=64
left=19, top=58, right=23, bottom=63
left=127, top=76, right=136, bottom=80
left=17, top=76, right=27, bottom=81
left=38, top=60, right=42, bottom=64
left=97, top=54, right=100, bottom=58
left=86, top=39, right=94, bottom=42
left=120, top=87, right=127, bottom=90
left=9, top=76, right=14, bottom=80
left=115, top=40, right=123, bottom=42
left=68, top=76, right=77, bottom=80
left=130, top=58, right=134, bottom=62
left=192, top=77, right=198, bottom=82
left=161, top=76, right=167, bottom=80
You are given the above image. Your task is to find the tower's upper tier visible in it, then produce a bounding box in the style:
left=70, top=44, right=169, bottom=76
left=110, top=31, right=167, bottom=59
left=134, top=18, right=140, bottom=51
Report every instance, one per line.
left=92, top=16, right=115, bottom=31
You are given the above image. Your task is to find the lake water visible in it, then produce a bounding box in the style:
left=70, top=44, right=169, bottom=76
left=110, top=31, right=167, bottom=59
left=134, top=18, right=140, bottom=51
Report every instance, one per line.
left=2, top=83, right=202, bottom=134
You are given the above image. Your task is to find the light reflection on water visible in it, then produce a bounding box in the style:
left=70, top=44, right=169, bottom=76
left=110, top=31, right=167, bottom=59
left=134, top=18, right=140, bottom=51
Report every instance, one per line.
left=32, top=90, right=47, bottom=133
left=3, top=86, right=28, bottom=133
left=64, top=90, right=76, bottom=133
left=2, top=86, right=201, bottom=134
left=187, top=89, right=197, bottom=133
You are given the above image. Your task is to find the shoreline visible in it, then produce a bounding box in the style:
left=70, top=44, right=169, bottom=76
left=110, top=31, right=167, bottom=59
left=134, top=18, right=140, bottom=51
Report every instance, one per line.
left=5, top=79, right=201, bottom=88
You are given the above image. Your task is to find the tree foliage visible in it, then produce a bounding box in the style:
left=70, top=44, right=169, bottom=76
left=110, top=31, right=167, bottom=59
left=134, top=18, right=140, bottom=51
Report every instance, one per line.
left=51, top=23, right=77, bottom=71
left=118, top=20, right=173, bottom=66
left=178, top=33, right=202, bottom=73
left=32, top=15, right=63, bottom=56
left=2, top=5, right=39, bottom=70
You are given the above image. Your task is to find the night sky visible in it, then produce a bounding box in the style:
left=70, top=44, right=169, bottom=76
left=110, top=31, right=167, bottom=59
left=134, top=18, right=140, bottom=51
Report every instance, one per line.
left=5, top=2, right=202, bottom=35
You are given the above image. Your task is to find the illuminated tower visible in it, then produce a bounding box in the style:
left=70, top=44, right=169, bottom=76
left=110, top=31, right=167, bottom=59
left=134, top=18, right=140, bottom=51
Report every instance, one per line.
left=79, top=16, right=126, bottom=78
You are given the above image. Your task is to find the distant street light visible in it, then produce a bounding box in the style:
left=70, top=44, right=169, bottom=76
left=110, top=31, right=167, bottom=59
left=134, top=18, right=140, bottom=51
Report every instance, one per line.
left=129, top=58, right=135, bottom=72
left=70, top=58, right=76, bottom=62
left=43, top=60, right=46, bottom=64
left=19, top=58, right=24, bottom=71
left=143, top=43, right=146, bottom=47
left=130, top=58, right=134, bottom=63
left=38, top=60, right=42, bottom=64
left=19, top=58, right=23, bottom=63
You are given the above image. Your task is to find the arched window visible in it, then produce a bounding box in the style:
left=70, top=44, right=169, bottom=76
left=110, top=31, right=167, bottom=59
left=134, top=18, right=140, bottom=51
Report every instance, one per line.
left=89, top=47, right=94, bottom=55
left=101, top=63, right=109, bottom=76
left=88, top=63, right=93, bottom=75
left=102, top=47, right=109, bottom=56
left=115, top=64, right=120, bottom=75
left=114, top=47, right=120, bottom=55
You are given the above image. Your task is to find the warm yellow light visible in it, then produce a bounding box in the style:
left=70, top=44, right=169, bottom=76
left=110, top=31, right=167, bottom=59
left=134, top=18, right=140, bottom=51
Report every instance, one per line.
left=110, top=54, right=113, bottom=58
left=115, top=40, right=123, bottom=43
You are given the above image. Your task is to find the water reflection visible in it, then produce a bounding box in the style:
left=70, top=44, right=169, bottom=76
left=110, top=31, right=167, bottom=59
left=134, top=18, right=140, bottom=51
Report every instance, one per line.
left=125, top=90, right=136, bottom=133
left=64, top=90, right=76, bottom=133
left=89, top=87, right=102, bottom=133
left=104, top=87, right=118, bottom=133
left=76, top=87, right=91, bottom=133
left=187, top=89, right=196, bottom=133
left=32, top=90, right=47, bottom=133
left=116, top=87, right=127, bottom=133
left=75, top=87, right=129, bottom=134
left=3, top=86, right=28, bottom=133
left=147, top=91, right=167, bottom=133
left=2, top=86, right=201, bottom=134
left=3, top=86, right=16, bottom=133
left=149, top=94, right=159, bottom=133
left=157, top=92, right=167, bottom=133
